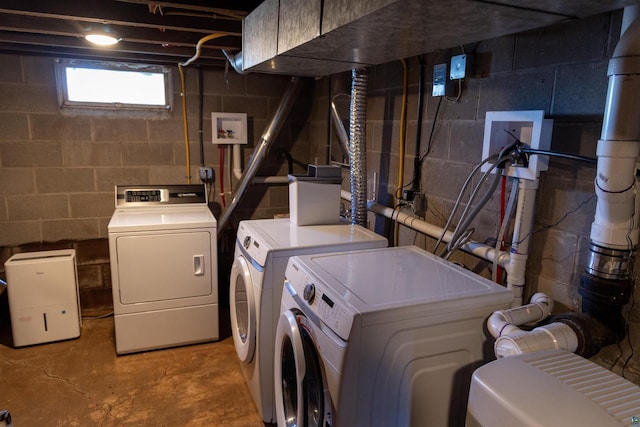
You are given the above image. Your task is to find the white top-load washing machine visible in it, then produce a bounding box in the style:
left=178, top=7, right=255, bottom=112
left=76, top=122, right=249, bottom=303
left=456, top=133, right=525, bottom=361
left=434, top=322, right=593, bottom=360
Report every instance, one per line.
left=230, top=218, right=387, bottom=423
left=108, top=184, right=218, bottom=355
left=275, top=245, right=514, bottom=427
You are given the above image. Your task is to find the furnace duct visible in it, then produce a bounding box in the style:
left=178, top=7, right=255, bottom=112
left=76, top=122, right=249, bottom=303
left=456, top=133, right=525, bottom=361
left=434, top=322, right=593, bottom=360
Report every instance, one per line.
left=349, top=68, right=369, bottom=226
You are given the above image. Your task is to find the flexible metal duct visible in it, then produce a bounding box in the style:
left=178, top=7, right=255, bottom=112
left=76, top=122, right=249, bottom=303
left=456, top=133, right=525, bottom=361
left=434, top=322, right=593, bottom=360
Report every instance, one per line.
left=349, top=68, right=368, bottom=226
left=217, top=77, right=302, bottom=236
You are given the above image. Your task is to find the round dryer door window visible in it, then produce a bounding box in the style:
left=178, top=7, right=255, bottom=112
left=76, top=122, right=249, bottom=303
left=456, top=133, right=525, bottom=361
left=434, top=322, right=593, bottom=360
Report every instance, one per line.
left=275, top=310, right=328, bottom=427
left=230, top=255, right=256, bottom=363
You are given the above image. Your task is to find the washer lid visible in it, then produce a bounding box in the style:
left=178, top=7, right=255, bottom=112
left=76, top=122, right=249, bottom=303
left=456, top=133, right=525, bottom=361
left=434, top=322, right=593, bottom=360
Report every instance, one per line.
left=239, top=218, right=385, bottom=249
left=304, top=246, right=512, bottom=311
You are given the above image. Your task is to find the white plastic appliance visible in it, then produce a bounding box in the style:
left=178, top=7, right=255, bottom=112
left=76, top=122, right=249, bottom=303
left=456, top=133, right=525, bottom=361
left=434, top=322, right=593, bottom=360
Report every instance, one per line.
left=275, top=245, right=514, bottom=427
left=229, top=218, right=387, bottom=423
left=4, top=249, right=81, bottom=347
left=108, top=184, right=217, bottom=355
left=467, top=350, right=640, bottom=426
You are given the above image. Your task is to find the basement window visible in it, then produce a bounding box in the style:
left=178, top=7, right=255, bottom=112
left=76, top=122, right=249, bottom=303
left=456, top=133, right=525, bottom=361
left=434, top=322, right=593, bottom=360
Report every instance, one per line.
left=55, top=59, right=172, bottom=115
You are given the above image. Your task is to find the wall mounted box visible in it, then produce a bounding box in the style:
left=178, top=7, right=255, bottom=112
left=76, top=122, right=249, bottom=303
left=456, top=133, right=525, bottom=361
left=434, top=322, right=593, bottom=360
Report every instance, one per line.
left=4, top=249, right=81, bottom=347
left=481, top=110, right=553, bottom=180
left=212, top=112, right=248, bottom=144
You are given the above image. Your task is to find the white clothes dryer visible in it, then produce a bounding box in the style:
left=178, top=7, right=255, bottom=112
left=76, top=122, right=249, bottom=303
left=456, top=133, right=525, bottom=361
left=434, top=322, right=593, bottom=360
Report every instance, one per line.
left=229, top=218, right=387, bottom=423
left=108, top=185, right=218, bottom=355
left=274, top=246, right=513, bottom=427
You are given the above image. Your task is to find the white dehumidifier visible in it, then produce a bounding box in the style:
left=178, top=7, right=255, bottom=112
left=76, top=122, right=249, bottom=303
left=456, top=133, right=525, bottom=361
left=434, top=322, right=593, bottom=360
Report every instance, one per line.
left=4, top=249, right=81, bottom=347
left=467, top=350, right=640, bottom=426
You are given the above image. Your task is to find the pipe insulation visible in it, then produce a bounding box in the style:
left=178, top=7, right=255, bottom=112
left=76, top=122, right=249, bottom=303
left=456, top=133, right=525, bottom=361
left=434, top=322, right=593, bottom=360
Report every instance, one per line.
left=349, top=68, right=369, bottom=226
left=217, top=77, right=302, bottom=236
left=590, top=17, right=640, bottom=250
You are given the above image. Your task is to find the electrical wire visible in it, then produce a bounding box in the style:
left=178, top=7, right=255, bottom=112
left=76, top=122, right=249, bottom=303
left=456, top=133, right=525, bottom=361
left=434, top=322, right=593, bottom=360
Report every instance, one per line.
left=620, top=185, right=636, bottom=378
left=394, top=59, right=409, bottom=247
left=177, top=64, right=191, bottom=184
left=512, top=194, right=596, bottom=245
left=178, top=33, right=226, bottom=184
left=81, top=311, right=114, bottom=320
left=420, top=96, right=443, bottom=163
left=219, top=145, right=226, bottom=207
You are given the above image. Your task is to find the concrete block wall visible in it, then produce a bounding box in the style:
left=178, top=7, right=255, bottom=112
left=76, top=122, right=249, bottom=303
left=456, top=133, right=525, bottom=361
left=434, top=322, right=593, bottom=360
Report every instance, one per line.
left=0, top=54, right=308, bottom=312
left=308, top=10, right=640, bottom=382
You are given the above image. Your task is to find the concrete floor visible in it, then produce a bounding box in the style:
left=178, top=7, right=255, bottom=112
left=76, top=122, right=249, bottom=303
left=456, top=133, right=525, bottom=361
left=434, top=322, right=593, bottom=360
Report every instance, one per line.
left=0, top=308, right=265, bottom=426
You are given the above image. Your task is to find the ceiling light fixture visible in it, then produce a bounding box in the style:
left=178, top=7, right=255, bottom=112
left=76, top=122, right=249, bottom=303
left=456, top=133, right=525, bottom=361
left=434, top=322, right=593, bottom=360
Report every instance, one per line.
left=84, top=27, right=121, bottom=46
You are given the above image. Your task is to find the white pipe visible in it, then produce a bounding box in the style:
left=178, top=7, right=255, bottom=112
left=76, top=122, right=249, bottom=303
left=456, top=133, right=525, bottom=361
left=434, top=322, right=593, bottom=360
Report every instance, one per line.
left=358, top=193, right=511, bottom=267
left=622, top=6, right=640, bottom=36
left=494, top=322, right=579, bottom=358
left=233, top=144, right=243, bottom=181
left=487, top=293, right=579, bottom=358
left=506, top=179, right=538, bottom=307
left=590, top=16, right=640, bottom=249
left=487, top=292, right=554, bottom=338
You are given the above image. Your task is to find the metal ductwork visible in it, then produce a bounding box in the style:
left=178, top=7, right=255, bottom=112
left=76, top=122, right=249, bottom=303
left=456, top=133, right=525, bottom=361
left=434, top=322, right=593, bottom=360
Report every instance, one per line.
left=239, top=0, right=640, bottom=77
left=222, top=50, right=247, bottom=75
left=217, top=77, right=303, bottom=235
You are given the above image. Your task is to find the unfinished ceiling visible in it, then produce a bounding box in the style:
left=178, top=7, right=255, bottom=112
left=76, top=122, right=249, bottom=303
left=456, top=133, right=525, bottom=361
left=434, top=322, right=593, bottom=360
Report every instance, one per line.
left=2, top=0, right=640, bottom=74
left=0, top=0, right=262, bottom=67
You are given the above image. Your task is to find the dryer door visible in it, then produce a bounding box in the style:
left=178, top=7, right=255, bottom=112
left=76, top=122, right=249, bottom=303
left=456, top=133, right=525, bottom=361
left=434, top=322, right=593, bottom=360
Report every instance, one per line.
left=275, top=309, right=329, bottom=427
left=230, top=255, right=256, bottom=363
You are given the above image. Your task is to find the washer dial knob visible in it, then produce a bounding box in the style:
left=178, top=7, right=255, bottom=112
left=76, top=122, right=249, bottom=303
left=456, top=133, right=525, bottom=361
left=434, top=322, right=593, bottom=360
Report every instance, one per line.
left=243, top=236, right=251, bottom=249
left=303, top=283, right=316, bottom=304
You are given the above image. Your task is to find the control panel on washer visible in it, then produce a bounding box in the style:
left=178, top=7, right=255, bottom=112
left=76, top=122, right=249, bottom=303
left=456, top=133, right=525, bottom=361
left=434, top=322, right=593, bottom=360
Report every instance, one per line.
left=236, top=223, right=269, bottom=267
left=284, top=258, right=353, bottom=341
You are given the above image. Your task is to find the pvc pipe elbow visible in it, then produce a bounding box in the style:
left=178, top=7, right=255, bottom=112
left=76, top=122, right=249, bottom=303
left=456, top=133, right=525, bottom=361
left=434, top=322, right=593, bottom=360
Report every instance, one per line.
left=486, top=293, right=554, bottom=338
left=494, top=322, right=579, bottom=358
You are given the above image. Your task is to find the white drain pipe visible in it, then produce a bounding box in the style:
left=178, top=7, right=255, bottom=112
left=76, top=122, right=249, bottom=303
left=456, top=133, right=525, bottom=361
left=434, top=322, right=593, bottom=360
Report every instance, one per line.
left=487, top=293, right=579, bottom=358
left=487, top=293, right=554, bottom=337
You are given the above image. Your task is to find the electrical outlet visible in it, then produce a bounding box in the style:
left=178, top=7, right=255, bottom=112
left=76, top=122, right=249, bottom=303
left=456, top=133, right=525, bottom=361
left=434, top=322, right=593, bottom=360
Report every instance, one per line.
left=199, top=166, right=214, bottom=183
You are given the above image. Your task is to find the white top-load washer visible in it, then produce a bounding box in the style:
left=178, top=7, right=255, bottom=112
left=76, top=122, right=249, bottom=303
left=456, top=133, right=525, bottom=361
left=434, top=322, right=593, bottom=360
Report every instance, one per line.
left=108, top=184, right=218, bottom=355
left=229, top=218, right=387, bottom=423
left=275, top=245, right=514, bottom=427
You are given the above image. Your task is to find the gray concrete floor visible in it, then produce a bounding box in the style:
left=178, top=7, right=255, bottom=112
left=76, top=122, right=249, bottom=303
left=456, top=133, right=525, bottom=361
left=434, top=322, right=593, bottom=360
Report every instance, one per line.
left=0, top=309, right=265, bottom=426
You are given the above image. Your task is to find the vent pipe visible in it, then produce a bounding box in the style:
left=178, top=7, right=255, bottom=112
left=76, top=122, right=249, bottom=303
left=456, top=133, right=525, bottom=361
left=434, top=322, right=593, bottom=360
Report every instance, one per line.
left=349, top=68, right=369, bottom=226
left=217, top=77, right=302, bottom=235
left=576, top=12, right=640, bottom=354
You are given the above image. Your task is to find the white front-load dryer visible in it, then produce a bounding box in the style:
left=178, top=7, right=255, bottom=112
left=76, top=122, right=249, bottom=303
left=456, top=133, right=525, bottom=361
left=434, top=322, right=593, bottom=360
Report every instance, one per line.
left=274, top=246, right=514, bottom=427
left=229, top=218, right=387, bottom=424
